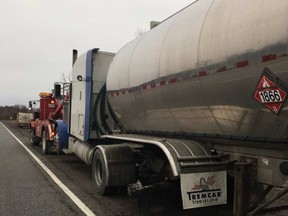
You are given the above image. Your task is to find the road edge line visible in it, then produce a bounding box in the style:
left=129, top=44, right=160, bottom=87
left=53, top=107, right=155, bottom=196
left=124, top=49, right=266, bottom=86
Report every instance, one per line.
left=1, top=122, right=96, bottom=216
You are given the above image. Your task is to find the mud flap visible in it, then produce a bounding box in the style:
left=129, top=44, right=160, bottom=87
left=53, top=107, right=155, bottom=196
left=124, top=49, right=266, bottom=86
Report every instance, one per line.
left=180, top=171, right=227, bottom=209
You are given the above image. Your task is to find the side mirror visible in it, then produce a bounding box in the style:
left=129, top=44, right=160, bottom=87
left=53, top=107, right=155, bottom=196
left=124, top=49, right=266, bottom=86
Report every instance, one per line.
left=29, top=101, right=32, bottom=109
left=54, top=84, right=61, bottom=98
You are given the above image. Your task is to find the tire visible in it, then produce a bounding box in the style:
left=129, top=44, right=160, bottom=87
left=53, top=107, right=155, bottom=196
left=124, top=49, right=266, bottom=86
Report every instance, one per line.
left=42, top=129, right=51, bottom=155
left=92, top=148, right=112, bottom=195
left=30, top=129, right=40, bottom=146
left=56, top=144, right=63, bottom=155
left=55, top=127, right=63, bottom=155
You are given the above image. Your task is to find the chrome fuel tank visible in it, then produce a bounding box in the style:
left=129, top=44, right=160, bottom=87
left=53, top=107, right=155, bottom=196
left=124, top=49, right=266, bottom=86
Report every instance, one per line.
left=107, top=0, right=288, bottom=141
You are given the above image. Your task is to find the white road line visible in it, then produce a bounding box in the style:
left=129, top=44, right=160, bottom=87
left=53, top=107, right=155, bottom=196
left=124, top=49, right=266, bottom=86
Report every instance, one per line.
left=1, top=122, right=96, bottom=216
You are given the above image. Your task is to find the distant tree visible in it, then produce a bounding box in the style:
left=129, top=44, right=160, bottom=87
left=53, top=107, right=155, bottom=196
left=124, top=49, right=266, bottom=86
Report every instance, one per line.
left=0, top=104, right=29, bottom=120
left=60, top=72, right=72, bottom=83
left=15, top=104, right=29, bottom=112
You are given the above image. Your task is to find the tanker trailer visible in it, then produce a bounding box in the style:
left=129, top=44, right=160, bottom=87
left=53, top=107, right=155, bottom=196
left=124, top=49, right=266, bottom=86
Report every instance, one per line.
left=67, top=0, right=288, bottom=214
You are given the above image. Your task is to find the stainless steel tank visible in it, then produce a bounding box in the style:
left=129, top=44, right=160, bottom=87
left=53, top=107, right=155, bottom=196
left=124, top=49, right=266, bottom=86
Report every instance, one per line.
left=107, top=0, right=288, bottom=142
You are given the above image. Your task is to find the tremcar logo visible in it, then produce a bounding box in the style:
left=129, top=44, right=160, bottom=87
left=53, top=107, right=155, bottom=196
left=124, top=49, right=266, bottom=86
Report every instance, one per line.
left=180, top=171, right=227, bottom=209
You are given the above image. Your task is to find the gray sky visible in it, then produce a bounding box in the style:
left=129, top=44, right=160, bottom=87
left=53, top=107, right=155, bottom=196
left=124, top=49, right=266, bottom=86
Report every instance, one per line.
left=0, top=0, right=193, bottom=106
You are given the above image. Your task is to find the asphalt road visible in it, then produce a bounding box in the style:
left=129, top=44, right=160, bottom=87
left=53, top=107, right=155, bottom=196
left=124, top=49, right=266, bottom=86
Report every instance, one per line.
left=1, top=120, right=288, bottom=216
left=0, top=121, right=138, bottom=216
left=0, top=122, right=85, bottom=216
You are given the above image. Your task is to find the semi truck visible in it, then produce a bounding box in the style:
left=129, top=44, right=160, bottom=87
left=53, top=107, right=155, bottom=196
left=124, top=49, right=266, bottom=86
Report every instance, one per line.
left=31, top=0, right=288, bottom=215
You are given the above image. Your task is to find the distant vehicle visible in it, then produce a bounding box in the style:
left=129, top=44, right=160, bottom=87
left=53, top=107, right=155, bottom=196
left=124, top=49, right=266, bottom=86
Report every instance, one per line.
left=16, top=112, right=34, bottom=128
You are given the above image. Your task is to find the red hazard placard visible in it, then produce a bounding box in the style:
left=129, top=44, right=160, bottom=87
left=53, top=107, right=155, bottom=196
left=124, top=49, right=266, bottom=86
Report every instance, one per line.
left=254, top=69, right=287, bottom=114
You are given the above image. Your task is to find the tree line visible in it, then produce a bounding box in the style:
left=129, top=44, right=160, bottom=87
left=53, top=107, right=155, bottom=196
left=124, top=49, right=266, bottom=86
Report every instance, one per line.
left=0, top=105, right=30, bottom=120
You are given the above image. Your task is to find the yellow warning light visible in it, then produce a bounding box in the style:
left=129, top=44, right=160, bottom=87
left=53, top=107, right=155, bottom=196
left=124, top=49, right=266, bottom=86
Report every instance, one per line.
left=39, top=92, right=53, bottom=98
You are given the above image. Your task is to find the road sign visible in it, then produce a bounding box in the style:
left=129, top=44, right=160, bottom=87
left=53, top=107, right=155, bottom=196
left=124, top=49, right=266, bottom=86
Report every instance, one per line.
left=253, top=68, right=287, bottom=114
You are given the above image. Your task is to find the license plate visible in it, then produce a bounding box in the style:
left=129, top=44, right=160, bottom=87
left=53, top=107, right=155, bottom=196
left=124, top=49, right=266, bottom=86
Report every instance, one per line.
left=180, top=171, right=227, bottom=209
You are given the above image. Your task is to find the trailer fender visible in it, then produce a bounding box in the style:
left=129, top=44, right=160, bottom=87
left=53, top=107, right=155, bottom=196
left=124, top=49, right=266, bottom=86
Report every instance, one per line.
left=56, top=120, right=68, bottom=148
left=102, top=135, right=232, bottom=178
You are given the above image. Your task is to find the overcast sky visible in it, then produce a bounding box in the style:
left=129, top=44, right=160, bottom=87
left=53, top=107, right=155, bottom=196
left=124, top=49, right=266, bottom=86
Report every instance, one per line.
left=0, top=0, right=193, bottom=106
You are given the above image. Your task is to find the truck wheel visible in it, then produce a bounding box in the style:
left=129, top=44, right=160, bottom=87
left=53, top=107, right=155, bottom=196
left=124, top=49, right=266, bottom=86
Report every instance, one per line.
left=55, top=127, right=63, bottom=155
left=42, top=130, right=51, bottom=155
left=56, top=144, right=63, bottom=155
left=92, top=145, right=136, bottom=195
left=92, top=148, right=112, bottom=195
left=30, top=129, right=40, bottom=146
